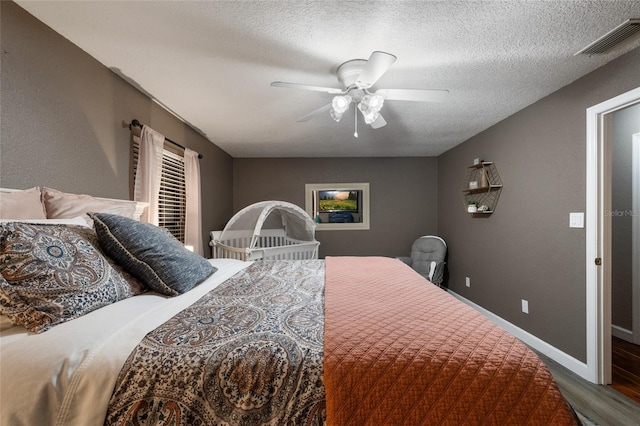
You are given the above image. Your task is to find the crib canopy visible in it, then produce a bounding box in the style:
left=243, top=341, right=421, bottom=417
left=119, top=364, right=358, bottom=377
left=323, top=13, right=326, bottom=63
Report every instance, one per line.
left=219, top=201, right=316, bottom=249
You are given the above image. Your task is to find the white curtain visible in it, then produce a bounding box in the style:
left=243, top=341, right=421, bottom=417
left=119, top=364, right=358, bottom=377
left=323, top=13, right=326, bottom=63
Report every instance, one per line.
left=134, top=125, right=164, bottom=225
left=184, top=148, right=203, bottom=255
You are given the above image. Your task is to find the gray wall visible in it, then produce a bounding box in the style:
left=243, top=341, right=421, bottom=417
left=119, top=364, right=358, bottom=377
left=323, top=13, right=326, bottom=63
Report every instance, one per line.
left=611, top=103, right=640, bottom=331
left=438, top=47, right=640, bottom=362
left=233, top=157, right=438, bottom=258
left=5, top=0, right=640, bottom=363
left=0, top=1, right=234, bottom=251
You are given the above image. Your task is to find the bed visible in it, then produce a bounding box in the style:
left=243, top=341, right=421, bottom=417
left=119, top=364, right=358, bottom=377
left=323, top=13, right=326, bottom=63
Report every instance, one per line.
left=0, top=188, right=579, bottom=425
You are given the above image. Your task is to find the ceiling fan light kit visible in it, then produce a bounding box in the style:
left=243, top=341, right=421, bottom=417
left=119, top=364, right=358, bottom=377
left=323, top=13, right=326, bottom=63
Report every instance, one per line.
left=271, top=51, right=449, bottom=135
left=356, top=94, right=385, bottom=124
left=330, top=95, right=352, bottom=122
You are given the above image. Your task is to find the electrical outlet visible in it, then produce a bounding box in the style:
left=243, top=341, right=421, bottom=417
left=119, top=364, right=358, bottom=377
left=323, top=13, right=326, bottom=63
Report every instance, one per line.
left=522, top=299, right=529, bottom=314
left=465, top=277, right=471, bottom=287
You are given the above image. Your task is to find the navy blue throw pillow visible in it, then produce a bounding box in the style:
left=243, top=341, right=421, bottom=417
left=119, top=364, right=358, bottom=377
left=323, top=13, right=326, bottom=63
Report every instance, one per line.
left=89, top=213, right=216, bottom=296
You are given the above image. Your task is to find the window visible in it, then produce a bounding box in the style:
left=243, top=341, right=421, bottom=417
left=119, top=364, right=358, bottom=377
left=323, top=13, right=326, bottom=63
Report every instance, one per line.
left=132, top=137, right=186, bottom=242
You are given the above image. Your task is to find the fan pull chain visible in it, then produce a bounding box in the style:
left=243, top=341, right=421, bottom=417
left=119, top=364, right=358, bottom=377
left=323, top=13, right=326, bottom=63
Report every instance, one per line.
left=354, top=104, right=358, bottom=138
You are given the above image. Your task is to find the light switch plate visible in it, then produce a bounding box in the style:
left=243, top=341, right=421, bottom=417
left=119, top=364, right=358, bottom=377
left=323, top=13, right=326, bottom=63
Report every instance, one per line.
left=569, top=212, right=584, bottom=228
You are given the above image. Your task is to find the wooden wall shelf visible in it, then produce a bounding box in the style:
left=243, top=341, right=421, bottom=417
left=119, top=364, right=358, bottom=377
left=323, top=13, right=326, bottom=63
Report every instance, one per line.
left=461, top=161, right=503, bottom=215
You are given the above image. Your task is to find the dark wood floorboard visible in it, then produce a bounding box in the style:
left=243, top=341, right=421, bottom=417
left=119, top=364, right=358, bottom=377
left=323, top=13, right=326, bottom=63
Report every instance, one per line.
left=535, top=349, right=640, bottom=426
left=611, top=336, right=640, bottom=404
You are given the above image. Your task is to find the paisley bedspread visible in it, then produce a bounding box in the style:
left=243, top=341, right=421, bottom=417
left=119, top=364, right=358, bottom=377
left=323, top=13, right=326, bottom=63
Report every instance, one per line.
left=105, top=260, right=326, bottom=426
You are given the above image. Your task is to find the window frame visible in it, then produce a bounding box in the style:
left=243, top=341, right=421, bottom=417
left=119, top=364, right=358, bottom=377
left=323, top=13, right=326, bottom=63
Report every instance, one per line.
left=131, top=135, right=186, bottom=242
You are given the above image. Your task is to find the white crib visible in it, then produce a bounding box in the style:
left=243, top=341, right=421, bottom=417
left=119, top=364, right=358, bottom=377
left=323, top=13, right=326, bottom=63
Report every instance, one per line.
left=210, top=229, right=319, bottom=261
left=210, top=200, right=320, bottom=261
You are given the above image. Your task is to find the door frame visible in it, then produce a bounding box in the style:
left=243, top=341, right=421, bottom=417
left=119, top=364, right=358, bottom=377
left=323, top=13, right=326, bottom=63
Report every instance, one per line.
left=586, top=87, right=640, bottom=384
left=633, top=133, right=640, bottom=344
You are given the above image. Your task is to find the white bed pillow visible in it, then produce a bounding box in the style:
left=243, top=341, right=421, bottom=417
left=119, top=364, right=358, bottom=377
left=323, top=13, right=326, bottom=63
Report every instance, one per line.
left=0, top=187, right=47, bottom=220
left=42, top=187, right=137, bottom=221
left=0, top=217, right=90, bottom=227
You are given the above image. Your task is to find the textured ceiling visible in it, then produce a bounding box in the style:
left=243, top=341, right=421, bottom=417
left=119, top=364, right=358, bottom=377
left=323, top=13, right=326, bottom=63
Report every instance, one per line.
left=16, top=1, right=640, bottom=158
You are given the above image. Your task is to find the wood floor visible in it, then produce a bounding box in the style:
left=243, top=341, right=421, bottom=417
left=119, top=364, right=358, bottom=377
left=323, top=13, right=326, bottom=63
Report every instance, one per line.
left=611, top=336, right=640, bottom=404
left=536, top=345, right=640, bottom=426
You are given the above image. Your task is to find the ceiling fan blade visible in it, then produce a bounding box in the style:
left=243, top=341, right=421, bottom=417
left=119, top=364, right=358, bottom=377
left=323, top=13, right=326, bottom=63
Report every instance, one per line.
left=271, top=81, right=344, bottom=94
left=375, top=88, right=449, bottom=102
left=355, top=51, right=397, bottom=89
left=297, top=103, right=332, bottom=122
left=370, top=113, right=387, bottom=129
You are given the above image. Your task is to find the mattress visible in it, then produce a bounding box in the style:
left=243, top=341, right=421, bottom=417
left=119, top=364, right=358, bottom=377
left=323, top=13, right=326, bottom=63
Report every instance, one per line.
left=0, top=257, right=578, bottom=425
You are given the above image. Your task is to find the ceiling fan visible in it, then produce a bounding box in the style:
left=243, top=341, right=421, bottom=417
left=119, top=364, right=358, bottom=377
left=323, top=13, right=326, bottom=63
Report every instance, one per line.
left=271, top=51, right=449, bottom=135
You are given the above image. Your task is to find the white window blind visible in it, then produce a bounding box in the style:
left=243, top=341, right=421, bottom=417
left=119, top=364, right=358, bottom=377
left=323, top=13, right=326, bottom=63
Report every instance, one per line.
left=132, top=137, right=186, bottom=242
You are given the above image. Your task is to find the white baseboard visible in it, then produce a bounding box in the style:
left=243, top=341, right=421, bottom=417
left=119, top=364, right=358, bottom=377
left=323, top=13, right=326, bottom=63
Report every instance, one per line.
left=611, top=324, right=633, bottom=341
left=448, top=290, right=590, bottom=381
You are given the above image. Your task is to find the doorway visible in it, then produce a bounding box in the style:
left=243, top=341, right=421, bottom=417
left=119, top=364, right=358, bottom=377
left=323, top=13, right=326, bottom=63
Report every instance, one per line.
left=586, top=87, right=640, bottom=385
left=609, top=104, right=640, bottom=401
left=611, top=111, right=640, bottom=345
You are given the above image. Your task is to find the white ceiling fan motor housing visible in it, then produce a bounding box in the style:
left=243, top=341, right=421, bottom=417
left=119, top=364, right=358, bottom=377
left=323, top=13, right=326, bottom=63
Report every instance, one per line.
left=336, top=59, right=368, bottom=88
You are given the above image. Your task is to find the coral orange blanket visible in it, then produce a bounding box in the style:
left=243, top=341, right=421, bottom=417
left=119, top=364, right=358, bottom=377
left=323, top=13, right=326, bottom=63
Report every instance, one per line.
left=323, top=256, right=577, bottom=425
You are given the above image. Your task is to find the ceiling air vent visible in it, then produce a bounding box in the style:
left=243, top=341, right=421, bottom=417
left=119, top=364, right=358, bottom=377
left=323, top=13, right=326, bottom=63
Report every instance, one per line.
left=575, top=19, right=640, bottom=55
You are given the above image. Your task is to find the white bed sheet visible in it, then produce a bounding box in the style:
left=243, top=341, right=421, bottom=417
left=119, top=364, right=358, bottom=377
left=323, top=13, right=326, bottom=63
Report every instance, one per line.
left=0, top=258, right=252, bottom=426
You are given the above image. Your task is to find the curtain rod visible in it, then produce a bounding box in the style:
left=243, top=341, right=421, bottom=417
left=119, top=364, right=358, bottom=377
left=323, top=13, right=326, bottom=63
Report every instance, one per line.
left=128, top=119, right=203, bottom=159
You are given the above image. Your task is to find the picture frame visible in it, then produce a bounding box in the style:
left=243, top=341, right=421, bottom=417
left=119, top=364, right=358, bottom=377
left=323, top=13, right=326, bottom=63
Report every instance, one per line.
left=305, top=183, right=370, bottom=231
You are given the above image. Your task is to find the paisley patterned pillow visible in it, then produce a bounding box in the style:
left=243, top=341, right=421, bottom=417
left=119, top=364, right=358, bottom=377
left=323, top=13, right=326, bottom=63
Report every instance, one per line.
left=0, top=222, right=144, bottom=333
